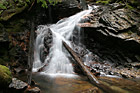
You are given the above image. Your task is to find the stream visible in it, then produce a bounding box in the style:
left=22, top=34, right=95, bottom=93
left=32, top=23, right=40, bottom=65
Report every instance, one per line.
left=32, top=73, right=140, bottom=93
left=32, top=74, right=95, bottom=93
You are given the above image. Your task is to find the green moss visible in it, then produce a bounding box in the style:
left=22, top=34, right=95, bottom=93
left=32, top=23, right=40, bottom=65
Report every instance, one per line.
left=0, top=65, right=12, bottom=87
left=0, top=3, right=27, bottom=21
left=96, top=0, right=111, bottom=5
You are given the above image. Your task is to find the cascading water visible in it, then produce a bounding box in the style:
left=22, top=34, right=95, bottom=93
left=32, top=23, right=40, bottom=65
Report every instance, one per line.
left=33, top=6, right=92, bottom=77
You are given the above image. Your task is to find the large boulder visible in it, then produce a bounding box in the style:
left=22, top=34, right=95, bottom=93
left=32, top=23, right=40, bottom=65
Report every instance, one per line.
left=9, top=78, right=28, bottom=90
left=82, top=3, right=140, bottom=63
left=8, top=78, right=41, bottom=93
left=0, top=65, right=12, bottom=88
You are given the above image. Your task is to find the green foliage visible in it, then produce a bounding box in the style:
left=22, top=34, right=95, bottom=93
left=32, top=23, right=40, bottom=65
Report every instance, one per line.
left=117, top=0, right=135, bottom=9
left=125, top=3, right=134, bottom=9
left=14, top=0, right=30, bottom=3
left=0, top=3, right=7, bottom=9
left=37, top=0, right=61, bottom=8
left=96, top=0, right=111, bottom=5
left=0, top=0, right=8, bottom=9
left=26, top=0, right=30, bottom=3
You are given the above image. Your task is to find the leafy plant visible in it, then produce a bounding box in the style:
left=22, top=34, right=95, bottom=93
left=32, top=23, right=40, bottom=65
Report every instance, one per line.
left=26, top=0, right=30, bottom=2
left=0, top=3, right=7, bottom=9
left=12, top=0, right=61, bottom=8
left=0, top=0, right=8, bottom=9
left=37, top=0, right=61, bottom=8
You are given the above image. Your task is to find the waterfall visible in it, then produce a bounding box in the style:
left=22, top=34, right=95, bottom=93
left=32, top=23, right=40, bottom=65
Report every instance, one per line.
left=33, top=6, right=92, bottom=77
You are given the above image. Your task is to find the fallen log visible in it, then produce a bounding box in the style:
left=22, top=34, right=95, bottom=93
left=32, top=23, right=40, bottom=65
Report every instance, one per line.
left=38, top=64, right=48, bottom=72
left=63, top=41, right=99, bottom=84
left=63, top=41, right=119, bottom=93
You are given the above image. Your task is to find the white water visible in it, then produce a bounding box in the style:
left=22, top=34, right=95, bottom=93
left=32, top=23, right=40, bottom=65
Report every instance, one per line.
left=33, top=7, right=92, bottom=77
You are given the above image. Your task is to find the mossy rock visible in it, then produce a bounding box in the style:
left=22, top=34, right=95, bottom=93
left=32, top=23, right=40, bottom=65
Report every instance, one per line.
left=0, top=0, right=29, bottom=21
left=0, top=65, right=12, bottom=88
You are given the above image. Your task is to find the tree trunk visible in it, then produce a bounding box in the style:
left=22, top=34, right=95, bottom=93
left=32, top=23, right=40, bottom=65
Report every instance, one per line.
left=27, top=21, right=35, bottom=85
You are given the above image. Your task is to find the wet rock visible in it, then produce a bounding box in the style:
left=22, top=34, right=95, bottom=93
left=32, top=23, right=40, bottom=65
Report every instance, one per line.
left=131, top=63, right=140, bottom=68
left=50, top=0, right=81, bottom=23
left=80, top=3, right=140, bottom=78
left=124, top=62, right=140, bottom=68
left=121, top=72, right=131, bottom=78
left=13, top=67, right=25, bottom=74
left=84, top=3, right=140, bottom=43
left=94, top=72, right=100, bottom=76
left=112, top=68, right=140, bottom=78
left=9, top=78, right=28, bottom=90
left=44, top=28, right=53, bottom=50
left=9, top=78, right=40, bottom=93
left=31, top=80, right=36, bottom=86
left=108, top=71, right=114, bottom=75
left=26, top=87, right=40, bottom=93
left=62, top=0, right=79, bottom=7
left=135, top=55, right=140, bottom=61
left=100, top=9, right=135, bottom=31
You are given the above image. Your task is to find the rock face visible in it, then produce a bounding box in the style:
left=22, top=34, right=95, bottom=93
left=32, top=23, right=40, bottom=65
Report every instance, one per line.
left=79, top=3, right=140, bottom=78
left=26, top=87, right=40, bottom=93
left=0, top=65, right=12, bottom=88
left=9, top=78, right=41, bottom=93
